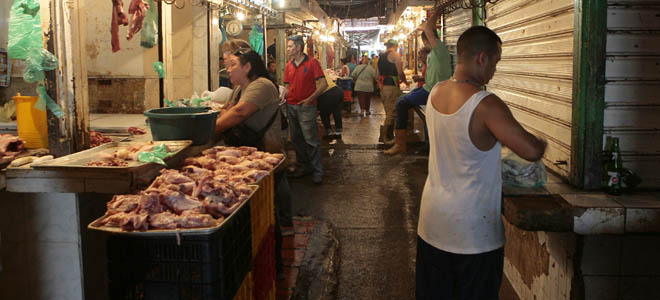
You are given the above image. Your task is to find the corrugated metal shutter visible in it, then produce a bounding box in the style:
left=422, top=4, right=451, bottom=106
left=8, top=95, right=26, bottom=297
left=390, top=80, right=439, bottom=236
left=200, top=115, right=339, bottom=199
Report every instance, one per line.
left=443, top=8, right=472, bottom=70
left=605, top=1, right=660, bottom=188
left=485, top=0, right=575, bottom=178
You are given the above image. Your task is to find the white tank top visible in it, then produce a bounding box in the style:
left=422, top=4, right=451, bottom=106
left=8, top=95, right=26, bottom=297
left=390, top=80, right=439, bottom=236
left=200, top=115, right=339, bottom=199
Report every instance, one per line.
left=417, top=89, right=504, bottom=254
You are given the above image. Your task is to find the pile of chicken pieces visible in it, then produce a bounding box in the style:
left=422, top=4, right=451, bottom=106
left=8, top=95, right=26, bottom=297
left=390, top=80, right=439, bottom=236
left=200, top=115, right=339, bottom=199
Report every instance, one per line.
left=98, top=146, right=284, bottom=231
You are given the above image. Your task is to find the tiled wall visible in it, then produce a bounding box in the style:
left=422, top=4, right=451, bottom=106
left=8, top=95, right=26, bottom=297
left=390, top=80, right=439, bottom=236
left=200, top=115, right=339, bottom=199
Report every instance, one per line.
left=582, top=235, right=660, bottom=300
left=0, top=191, right=83, bottom=300
left=503, top=219, right=576, bottom=300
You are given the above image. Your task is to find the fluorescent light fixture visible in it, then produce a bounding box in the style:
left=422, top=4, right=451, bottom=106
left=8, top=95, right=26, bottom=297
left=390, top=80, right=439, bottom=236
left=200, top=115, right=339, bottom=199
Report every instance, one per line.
left=280, top=0, right=285, bottom=8
left=237, top=12, right=245, bottom=20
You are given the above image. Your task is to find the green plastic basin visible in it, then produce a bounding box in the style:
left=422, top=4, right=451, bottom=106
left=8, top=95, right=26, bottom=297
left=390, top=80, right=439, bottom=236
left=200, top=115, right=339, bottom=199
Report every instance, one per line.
left=144, top=107, right=219, bottom=145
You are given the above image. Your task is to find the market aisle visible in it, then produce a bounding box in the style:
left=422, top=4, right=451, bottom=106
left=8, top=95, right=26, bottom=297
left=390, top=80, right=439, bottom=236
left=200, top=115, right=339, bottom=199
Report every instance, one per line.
left=285, top=96, right=428, bottom=299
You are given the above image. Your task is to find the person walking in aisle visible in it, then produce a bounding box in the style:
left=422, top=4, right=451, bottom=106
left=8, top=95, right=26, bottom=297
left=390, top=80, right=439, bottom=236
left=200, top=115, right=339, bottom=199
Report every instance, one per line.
left=352, top=56, right=377, bottom=117
left=378, top=39, right=409, bottom=143
left=385, top=10, right=452, bottom=155
left=416, top=26, right=547, bottom=300
left=283, top=35, right=326, bottom=184
left=317, top=69, right=344, bottom=139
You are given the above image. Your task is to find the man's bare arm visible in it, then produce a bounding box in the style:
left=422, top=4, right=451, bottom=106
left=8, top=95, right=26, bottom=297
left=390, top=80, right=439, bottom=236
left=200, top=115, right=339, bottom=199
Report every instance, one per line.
left=480, top=95, right=547, bottom=161
left=420, top=10, right=439, bottom=49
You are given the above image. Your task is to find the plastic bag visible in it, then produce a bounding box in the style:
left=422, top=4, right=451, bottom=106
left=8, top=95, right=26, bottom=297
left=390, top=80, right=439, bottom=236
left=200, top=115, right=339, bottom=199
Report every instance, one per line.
left=137, top=143, right=173, bottom=165
left=249, top=25, right=264, bottom=56
left=36, top=84, right=65, bottom=118
left=502, top=152, right=547, bottom=188
left=8, top=0, right=43, bottom=60
left=23, top=48, right=58, bottom=83
left=201, top=87, right=233, bottom=103
left=0, top=100, right=17, bottom=122
left=153, top=61, right=165, bottom=78
left=140, top=0, right=158, bottom=48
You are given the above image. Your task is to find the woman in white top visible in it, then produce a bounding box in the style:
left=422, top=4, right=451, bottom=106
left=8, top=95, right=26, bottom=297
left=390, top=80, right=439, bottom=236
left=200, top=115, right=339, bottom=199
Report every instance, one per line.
left=351, top=56, right=377, bottom=117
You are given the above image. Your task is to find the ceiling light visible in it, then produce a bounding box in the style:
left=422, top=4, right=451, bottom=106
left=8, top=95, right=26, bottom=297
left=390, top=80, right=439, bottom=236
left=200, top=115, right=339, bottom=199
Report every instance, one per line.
left=280, top=0, right=285, bottom=8
left=237, top=12, right=245, bottom=21
left=314, top=30, right=320, bottom=35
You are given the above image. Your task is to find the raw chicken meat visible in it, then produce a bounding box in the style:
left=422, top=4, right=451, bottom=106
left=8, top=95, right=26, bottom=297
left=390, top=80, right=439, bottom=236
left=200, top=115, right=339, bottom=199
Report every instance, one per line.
left=180, top=165, right=213, bottom=181
left=106, top=194, right=141, bottom=215
left=149, top=211, right=179, bottom=229
left=90, top=131, right=112, bottom=147
left=100, top=211, right=149, bottom=231
left=0, top=134, right=24, bottom=159
left=179, top=211, right=218, bottom=228
left=97, top=146, right=283, bottom=231
left=158, top=189, right=203, bottom=214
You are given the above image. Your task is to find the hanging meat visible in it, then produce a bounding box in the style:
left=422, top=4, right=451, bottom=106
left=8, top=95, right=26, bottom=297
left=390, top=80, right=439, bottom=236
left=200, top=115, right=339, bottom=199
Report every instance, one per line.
left=111, top=0, right=130, bottom=53
left=126, top=0, right=149, bottom=41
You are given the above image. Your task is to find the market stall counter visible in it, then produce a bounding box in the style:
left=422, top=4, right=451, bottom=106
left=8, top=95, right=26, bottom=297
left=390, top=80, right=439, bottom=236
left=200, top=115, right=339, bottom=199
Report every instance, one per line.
left=0, top=136, right=282, bottom=300
left=501, top=171, right=660, bottom=299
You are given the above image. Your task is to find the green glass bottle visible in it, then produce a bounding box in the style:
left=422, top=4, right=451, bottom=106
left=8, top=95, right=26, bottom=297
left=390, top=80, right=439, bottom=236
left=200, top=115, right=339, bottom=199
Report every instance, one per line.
left=607, top=137, right=622, bottom=195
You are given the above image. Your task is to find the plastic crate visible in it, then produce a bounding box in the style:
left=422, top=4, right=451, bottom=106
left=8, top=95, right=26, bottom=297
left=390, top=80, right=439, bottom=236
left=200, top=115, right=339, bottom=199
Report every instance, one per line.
left=253, top=226, right=275, bottom=300
left=251, top=174, right=275, bottom=259
left=233, top=271, right=253, bottom=300
left=107, top=200, right=252, bottom=300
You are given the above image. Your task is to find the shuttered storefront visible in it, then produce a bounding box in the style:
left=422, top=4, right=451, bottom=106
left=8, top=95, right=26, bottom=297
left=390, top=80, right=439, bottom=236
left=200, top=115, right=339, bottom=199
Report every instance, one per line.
left=442, top=8, right=472, bottom=69
left=605, top=1, right=660, bottom=188
left=485, top=0, right=575, bottom=178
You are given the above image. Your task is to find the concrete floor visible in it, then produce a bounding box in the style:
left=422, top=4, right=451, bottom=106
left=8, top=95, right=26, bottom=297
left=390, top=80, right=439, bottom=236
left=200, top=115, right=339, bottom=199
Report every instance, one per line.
left=286, top=96, right=518, bottom=300
left=286, top=97, right=431, bottom=299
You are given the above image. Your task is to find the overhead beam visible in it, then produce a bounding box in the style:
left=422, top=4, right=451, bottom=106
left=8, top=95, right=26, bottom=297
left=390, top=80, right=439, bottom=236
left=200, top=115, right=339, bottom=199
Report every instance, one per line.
left=389, top=0, right=437, bottom=25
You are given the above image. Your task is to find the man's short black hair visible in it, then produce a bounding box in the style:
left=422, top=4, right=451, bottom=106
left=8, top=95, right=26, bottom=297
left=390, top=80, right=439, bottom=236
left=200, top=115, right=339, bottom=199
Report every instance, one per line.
left=457, top=26, right=502, bottom=63
left=287, top=35, right=305, bottom=51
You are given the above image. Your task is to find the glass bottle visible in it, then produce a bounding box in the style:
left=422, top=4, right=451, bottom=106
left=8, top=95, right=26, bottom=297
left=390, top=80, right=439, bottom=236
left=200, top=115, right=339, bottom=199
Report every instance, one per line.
left=607, top=137, right=622, bottom=195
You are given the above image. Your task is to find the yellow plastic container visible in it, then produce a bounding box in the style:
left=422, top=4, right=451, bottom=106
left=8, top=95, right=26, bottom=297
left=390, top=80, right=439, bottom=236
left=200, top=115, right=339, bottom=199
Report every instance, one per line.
left=14, top=93, right=48, bottom=149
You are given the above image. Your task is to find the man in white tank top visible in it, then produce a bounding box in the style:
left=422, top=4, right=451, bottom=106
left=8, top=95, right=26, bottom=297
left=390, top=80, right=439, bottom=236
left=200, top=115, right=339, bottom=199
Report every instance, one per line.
left=416, top=26, right=547, bottom=300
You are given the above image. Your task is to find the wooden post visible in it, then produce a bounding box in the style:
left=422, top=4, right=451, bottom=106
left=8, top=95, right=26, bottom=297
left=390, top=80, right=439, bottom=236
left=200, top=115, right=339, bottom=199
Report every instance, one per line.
left=162, top=3, right=174, bottom=100
left=47, top=0, right=90, bottom=155
left=571, top=0, right=607, bottom=188
left=209, top=9, right=220, bottom=90
left=262, top=13, right=268, bottom=65
left=276, top=13, right=286, bottom=85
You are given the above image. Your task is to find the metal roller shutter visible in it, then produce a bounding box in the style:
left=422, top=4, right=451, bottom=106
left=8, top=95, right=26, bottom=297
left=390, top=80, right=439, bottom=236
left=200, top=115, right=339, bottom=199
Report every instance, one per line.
left=485, top=0, right=575, bottom=178
left=605, top=1, right=660, bottom=188
left=443, top=8, right=472, bottom=68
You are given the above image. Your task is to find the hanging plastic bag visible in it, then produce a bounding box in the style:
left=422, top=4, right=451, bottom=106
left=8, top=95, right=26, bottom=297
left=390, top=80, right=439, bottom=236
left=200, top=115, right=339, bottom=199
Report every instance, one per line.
left=23, top=48, right=58, bottom=83
left=137, top=143, right=173, bottom=165
left=140, top=0, right=158, bottom=48
left=36, top=84, right=65, bottom=118
left=502, top=152, right=547, bottom=188
left=249, top=25, right=264, bottom=56
left=8, top=0, right=43, bottom=60
left=153, top=61, right=165, bottom=78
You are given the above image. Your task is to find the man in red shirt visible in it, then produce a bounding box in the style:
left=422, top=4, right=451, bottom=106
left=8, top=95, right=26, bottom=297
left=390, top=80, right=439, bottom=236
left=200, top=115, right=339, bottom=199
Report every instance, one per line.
left=283, top=35, right=327, bottom=184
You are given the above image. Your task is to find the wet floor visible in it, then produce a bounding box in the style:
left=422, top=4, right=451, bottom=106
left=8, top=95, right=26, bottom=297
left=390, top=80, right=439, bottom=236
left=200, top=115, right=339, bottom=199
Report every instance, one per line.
left=287, top=96, right=428, bottom=299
